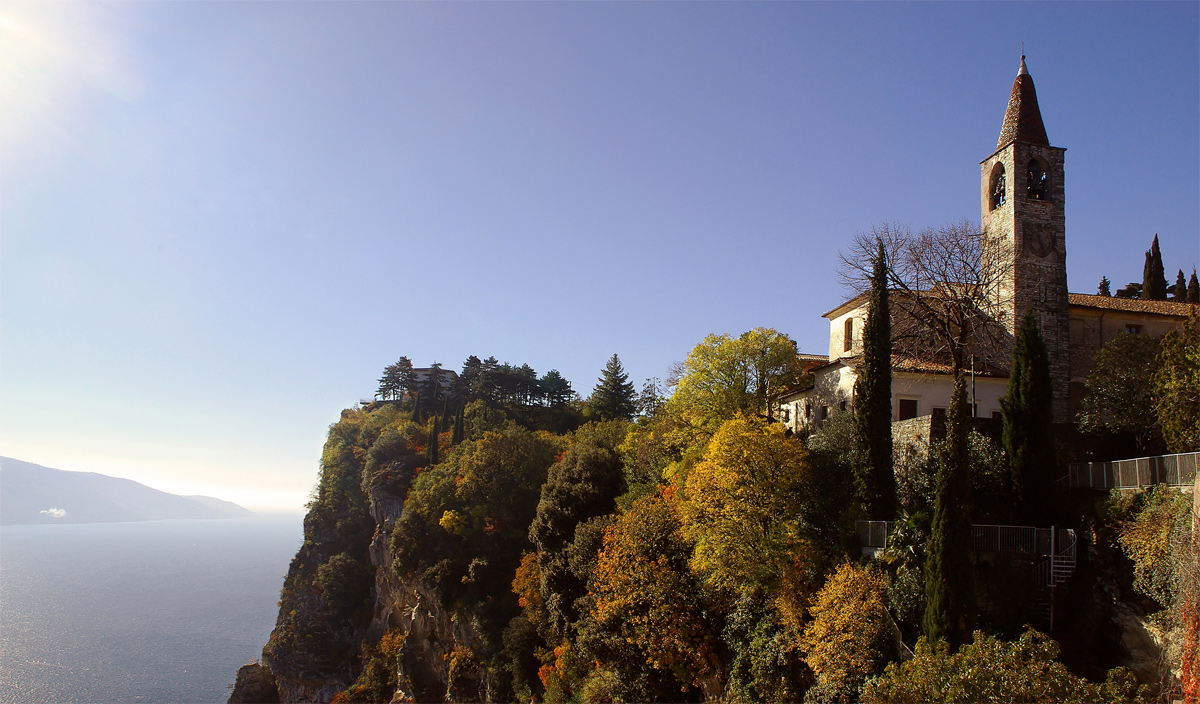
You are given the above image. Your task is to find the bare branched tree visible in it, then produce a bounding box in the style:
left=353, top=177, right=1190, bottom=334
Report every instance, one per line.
left=838, top=220, right=1014, bottom=377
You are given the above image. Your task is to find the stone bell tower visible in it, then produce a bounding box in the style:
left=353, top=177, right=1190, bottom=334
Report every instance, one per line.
left=980, top=56, right=1070, bottom=421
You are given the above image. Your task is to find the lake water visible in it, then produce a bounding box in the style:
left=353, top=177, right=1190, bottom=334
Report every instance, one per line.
left=0, top=514, right=304, bottom=704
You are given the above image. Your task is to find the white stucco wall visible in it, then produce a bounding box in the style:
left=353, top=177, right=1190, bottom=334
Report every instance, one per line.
left=892, top=372, right=1008, bottom=420
left=778, top=366, right=1010, bottom=433
left=827, top=305, right=867, bottom=361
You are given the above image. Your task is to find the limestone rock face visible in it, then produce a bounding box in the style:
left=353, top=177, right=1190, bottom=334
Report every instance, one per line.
left=362, top=473, right=491, bottom=703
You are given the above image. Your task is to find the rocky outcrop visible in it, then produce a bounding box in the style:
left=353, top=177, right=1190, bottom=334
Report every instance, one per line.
left=229, top=663, right=280, bottom=703
left=362, top=473, right=491, bottom=703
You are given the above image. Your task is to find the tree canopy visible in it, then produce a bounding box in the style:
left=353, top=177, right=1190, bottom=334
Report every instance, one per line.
left=1153, top=310, right=1200, bottom=453
left=862, top=629, right=1145, bottom=703
left=681, top=415, right=809, bottom=595
left=667, top=327, right=804, bottom=433
left=1077, top=332, right=1163, bottom=452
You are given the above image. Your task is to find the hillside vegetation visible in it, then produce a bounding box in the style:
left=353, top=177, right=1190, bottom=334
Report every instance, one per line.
left=242, top=325, right=1198, bottom=703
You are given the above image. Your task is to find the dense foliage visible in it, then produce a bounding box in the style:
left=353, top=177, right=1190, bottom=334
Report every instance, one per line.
left=269, top=320, right=1197, bottom=703
left=1077, top=332, right=1163, bottom=452
left=862, top=629, right=1145, bottom=703
left=1154, top=310, right=1200, bottom=452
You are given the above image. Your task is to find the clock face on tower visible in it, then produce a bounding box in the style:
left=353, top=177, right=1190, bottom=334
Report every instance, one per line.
left=1023, top=223, right=1055, bottom=258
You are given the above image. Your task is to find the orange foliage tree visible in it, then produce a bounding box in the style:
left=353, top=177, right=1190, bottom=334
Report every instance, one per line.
left=590, top=489, right=725, bottom=700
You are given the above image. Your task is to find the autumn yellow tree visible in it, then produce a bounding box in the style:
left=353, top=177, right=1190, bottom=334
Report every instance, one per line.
left=681, top=415, right=809, bottom=595
left=800, top=562, right=896, bottom=698
left=667, top=328, right=806, bottom=434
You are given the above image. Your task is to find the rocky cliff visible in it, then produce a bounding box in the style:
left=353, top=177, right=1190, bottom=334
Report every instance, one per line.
left=232, top=405, right=502, bottom=704
left=361, top=470, right=491, bottom=703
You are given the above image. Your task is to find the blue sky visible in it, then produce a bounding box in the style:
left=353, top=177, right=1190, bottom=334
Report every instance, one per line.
left=2, top=2, right=1197, bottom=510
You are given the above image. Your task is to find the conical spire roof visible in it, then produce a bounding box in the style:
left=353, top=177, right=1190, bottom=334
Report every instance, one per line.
left=996, top=55, right=1049, bottom=149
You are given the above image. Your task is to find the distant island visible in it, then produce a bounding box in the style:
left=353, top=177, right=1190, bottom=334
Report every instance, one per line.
left=0, top=457, right=254, bottom=525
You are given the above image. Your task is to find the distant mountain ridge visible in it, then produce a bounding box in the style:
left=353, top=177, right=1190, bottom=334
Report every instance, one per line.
left=0, top=457, right=254, bottom=525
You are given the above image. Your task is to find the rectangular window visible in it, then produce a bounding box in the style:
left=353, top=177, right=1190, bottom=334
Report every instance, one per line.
left=932, top=407, right=947, bottom=421
left=1125, top=324, right=1141, bottom=335
left=820, top=405, right=829, bottom=421
left=844, top=318, right=854, bottom=352
left=898, top=399, right=919, bottom=421
left=839, top=400, right=847, bottom=412
left=805, top=402, right=812, bottom=420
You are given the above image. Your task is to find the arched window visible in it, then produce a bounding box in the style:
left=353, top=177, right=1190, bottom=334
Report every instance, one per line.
left=1027, top=158, right=1048, bottom=200
left=843, top=318, right=854, bottom=352
left=990, top=164, right=1007, bottom=210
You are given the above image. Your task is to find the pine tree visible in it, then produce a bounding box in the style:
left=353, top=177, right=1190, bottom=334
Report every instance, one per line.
left=1189, top=269, right=1200, bottom=304
left=924, top=372, right=975, bottom=650
left=1000, top=309, right=1056, bottom=524
left=852, top=240, right=896, bottom=520
left=1097, top=276, right=1112, bottom=297
left=422, top=362, right=444, bottom=406
left=394, top=356, right=415, bottom=398
left=1172, top=269, right=1188, bottom=301
left=1142, top=235, right=1168, bottom=300
left=377, top=363, right=399, bottom=400
left=589, top=354, right=637, bottom=420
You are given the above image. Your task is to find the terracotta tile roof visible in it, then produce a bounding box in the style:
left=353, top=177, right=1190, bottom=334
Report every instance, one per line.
left=890, top=355, right=1007, bottom=378
left=997, top=56, right=1050, bottom=149
left=1068, top=293, right=1196, bottom=317
left=819, top=354, right=1006, bottom=379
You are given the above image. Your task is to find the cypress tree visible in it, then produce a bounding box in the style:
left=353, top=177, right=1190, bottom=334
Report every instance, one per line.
left=1173, top=270, right=1188, bottom=301
left=1142, top=235, right=1168, bottom=300
left=452, top=403, right=465, bottom=445
left=924, top=372, right=975, bottom=650
left=1000, top=309, right=1056, bottom=524
left=852, top=240, right=896, bottom=519
left=1097, top=276, right=1111, bottom=297
left=411, top=391, right=422, bottom=423
left=428, top=416, right=440, bottom=465
left=1189, top=270, right=1200, bottom=304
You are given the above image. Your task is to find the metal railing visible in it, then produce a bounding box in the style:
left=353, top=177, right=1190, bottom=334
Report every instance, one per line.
left=1064, top=452, right=1198, bottom=490
left=971, top=525, right=1075, bottom=557
left=858, top=520, right=1075, bottom=561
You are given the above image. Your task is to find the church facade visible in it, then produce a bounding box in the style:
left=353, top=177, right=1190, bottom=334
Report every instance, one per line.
left=780, top=57, right=1195, bottom=433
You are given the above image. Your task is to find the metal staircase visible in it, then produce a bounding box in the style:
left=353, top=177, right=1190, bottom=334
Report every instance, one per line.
left=1031, top=527, right=1077, bottom=629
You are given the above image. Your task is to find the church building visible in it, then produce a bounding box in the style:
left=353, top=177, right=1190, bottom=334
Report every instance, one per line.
left=780, top=57, right=1195, bottom=433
